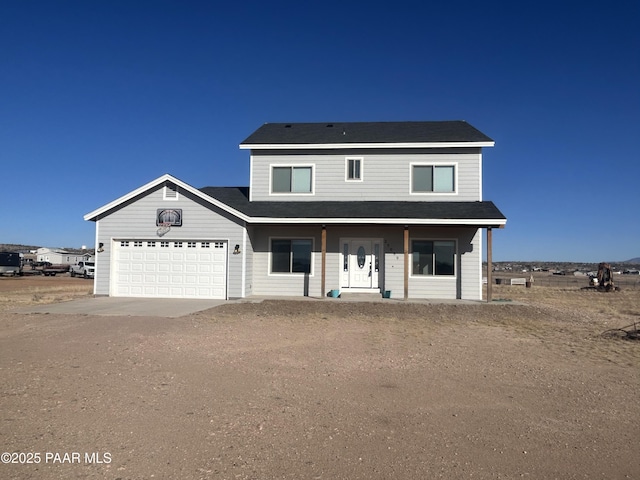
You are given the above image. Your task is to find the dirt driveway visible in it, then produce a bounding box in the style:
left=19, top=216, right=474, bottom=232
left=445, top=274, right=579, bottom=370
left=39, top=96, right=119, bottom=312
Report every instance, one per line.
left=0, top=276, right=638, bottom=479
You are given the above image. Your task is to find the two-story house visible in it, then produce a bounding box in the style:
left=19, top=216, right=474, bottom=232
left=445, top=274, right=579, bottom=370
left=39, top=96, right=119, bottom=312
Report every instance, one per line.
left=84, top=121, right=506, bottom=301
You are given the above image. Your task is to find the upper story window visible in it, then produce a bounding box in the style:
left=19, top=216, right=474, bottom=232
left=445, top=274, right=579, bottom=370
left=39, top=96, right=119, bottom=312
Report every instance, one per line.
left=272, top=166, right=313, bottom=194
left=346, top=157, right=363, bottom=181
left=412, top=165, right=456, bottom=193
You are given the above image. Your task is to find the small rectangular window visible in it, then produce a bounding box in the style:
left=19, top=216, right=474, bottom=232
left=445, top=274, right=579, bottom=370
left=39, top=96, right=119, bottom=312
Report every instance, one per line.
left=174, top=242, right=183, bottom=248
left=346, top=158, right=362, bottom=181
left=187, top=242, right=196, bottom=248
left=120, top=241, right=129, bottom=247
left=147, top=241, right=156, bottom=247
left=202, top=242, right=210, bottom=248
left=160, top=241, right=169, bottom=248
left=134, top=241, right=143, bottom=247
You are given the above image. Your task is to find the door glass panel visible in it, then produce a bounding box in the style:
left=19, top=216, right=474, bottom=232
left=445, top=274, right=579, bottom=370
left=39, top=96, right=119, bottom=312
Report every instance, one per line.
left=343, top=244, right=349, bottom=271
left=374, top=244, right=379, bottom=272
left=357, top=246, right=366, bottom=269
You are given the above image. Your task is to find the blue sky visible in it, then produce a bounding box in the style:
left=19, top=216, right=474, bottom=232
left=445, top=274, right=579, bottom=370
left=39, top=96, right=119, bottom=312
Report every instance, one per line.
left=1, top=1, right=638, bottom=262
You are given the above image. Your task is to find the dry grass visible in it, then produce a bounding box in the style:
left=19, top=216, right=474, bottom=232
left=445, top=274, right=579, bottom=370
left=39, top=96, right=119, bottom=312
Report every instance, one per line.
left=489, top=283, right=640, bottom=321
left=0, top=277, right=92, bottom=311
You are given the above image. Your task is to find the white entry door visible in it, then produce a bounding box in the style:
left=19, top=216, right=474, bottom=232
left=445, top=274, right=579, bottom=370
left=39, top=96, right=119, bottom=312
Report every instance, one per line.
left=349, top=240, right=372, bottom=288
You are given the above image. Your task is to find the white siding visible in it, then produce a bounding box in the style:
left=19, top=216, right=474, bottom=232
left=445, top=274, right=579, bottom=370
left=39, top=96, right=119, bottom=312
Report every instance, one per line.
left=249, top=148, right=482, bottom=202
left=93, top=184, right=247, bottom=298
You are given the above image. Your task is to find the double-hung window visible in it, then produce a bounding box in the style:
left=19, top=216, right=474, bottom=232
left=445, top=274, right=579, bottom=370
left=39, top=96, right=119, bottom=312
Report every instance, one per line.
left=412, top=240, right=456, bottom=276
left=412, top=165, right=455, bottom=193
left=271, top=239, right=312, bottom=274
left=272, top=166, right=312, bottom=193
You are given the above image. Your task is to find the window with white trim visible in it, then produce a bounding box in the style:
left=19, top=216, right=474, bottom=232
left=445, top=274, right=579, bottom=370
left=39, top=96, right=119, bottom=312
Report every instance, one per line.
left=412, top=240, right=456, bottom=276
left=271, top=239, right=312, bottom=274
left=412, top=165, right=455, bottom=193
left=272, top=166, right=313, bottom=193
left=346, top=157, right=362, bottom=181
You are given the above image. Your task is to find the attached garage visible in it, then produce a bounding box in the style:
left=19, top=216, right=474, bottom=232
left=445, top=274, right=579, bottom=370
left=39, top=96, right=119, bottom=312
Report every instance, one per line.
left=112, top=239, right=227, bottom=299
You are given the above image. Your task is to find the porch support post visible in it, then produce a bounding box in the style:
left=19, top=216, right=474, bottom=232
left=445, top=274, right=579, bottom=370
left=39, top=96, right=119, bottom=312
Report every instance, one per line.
left=403, top=226, right=409, bottom=300
left=321, top=225, right=327, bottom=298
left=486, top=227, right=493, bottom=303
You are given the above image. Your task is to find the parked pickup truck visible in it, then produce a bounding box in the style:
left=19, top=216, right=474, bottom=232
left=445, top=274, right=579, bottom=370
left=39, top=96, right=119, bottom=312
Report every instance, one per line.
left=41, top=263, right=70, bottom=276
left=70, top=261, right=95, bottom=278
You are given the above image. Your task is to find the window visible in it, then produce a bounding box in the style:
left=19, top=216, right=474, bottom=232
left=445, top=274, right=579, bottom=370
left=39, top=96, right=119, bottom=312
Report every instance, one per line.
left=271, top=239, right=312, bottom=274
left=272, top=166, right=312, bottom=193
left=346, top=157, right=362, bottom=181
left=412, top=165, right=455, bottom=193
left=412, top=240, right=455, bottom=276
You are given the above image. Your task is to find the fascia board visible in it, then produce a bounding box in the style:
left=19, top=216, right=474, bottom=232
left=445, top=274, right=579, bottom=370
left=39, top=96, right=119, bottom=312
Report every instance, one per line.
left=240, top=142, right=495, bottom=150
left=83, top=174, right=250, bottom=222
left=244, top=217, right=507, bottom=226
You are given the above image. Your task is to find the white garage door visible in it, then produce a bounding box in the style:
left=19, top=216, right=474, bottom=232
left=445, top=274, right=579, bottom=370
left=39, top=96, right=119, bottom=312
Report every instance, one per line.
left=112, top=240, right=227, bottom=299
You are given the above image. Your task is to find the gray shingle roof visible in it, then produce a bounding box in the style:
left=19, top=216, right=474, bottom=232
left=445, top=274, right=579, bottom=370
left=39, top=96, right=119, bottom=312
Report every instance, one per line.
left=240, top=121, right=493, bottom=146
left=200, top=187, right=506, bottom=225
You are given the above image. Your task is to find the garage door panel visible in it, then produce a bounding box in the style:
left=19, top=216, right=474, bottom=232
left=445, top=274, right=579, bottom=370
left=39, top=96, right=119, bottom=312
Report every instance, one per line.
left=113, top=240, right=227, bottom=299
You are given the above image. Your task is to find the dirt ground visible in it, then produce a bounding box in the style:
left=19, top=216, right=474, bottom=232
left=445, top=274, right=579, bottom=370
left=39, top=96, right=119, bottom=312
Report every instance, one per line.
left=0, top=275, right=638, bottom=479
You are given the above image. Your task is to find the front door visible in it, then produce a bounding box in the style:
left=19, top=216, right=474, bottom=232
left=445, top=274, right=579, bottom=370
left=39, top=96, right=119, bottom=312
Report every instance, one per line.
left=349, top=240, right=372, bottom=288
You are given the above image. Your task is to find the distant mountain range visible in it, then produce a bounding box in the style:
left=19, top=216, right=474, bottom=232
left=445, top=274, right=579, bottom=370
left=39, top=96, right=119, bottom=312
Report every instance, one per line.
left=626, top=257, right=640, bottom=263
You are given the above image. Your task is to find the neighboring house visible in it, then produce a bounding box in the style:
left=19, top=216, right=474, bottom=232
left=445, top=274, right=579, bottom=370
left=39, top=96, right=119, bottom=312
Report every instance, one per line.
left=36, top=247, right=93, bottom=265
left=84, top=121, right=506, bottom=300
